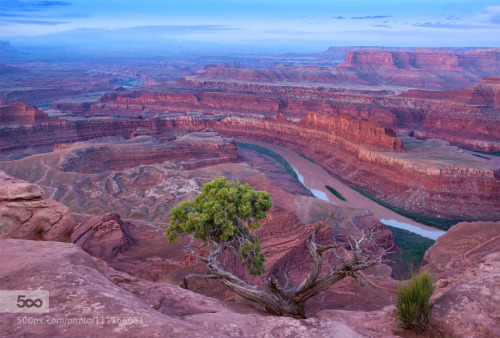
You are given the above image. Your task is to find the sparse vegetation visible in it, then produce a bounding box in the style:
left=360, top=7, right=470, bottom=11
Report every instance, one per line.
left=471, top=153, right=490, bottom=160
left=349, top=186, right=467, bottom=230
left=458, top=146, right=500, bottom=157
left=325, top=185, right=346, bottom=201
left=167, top=178, right=388, bottom=318
left=237, top=142, right=314, bottom=196
left=383, top=224, right=435, bottom=280
left=298, top=153, right=316, bottom=163
left=395, top=270, right=435, bottom=332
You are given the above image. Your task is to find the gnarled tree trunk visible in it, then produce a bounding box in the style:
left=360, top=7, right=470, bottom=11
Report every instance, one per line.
left=182, top=213, right=388, bottom=318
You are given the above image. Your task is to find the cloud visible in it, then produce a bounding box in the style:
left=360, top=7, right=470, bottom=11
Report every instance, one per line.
left=371, top=24, right=390, bottom=28
left=0, top=0, right=75, bottom=27
left=412, top=22, right=490, bottom=29
left=479, top=6, right=500, bottom=24
left=331, top=16, right=345, bottom=19
left=350, top=15, right=391, bottom=20
left=1, top=19, right=68, bottom=25
left=36, top=1, right=71, bottom=7
left=0, top=0, right=71, bottom=12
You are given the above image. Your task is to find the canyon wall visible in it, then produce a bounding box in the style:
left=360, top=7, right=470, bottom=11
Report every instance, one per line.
left=1, top=103, right=498, bottom=220
left=86, top=76, right=500, bottom=151
left=399, top=78, right=500, bottom=151
left=0, top=102, right=55, bottom=125
left=197, top=49, right=500, bottom=90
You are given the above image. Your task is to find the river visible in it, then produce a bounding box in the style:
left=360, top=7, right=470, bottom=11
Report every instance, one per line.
left=240, top=140, right=445, bottom=240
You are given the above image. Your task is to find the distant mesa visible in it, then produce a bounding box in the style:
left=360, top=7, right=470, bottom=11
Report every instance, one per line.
left=0, top=102, right=55, bottom=125
left=197, top=48, right=500, bottom=90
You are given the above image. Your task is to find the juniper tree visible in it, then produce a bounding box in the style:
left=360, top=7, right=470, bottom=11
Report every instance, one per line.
left=166, top=177, right=387, bottom=318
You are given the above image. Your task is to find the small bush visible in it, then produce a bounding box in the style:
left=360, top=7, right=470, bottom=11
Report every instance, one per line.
left=325, top=185, right=346, bottom=201
left=395, top=270, right=435, bottom=331
left=298, top=153, right=316, bottom=163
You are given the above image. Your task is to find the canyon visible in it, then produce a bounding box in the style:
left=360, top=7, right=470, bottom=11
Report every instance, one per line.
left=0, top=44, right=499, bottom=337
left=1, top=100, right=498, bottom=221
left=0, top=172, right=498, bottom=337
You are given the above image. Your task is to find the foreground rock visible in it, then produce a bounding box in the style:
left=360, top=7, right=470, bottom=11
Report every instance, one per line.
left=0, top=170, right=74, bottom=241
left=0, top=239, right=398, bottom=337
left=71, top=213, right=133, bottom=260
left=422, top=221, right=500, bottom=337
left=430, top=252, right=500, bottom=337
left=0, top=239, right=217, bottom=337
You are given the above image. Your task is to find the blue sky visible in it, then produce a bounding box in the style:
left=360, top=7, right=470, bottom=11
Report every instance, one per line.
left=1, top=0, right=499, bottom=50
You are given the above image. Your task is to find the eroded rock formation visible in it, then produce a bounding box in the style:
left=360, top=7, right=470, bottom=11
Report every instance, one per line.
left=1, top=108, right=497, bottom=220
left=0, top=170, right=74, bottom=241
left=0, top=238, right=400, bottom=337
left=197, top=49, right=500, bottom=90
left=400, top=78, right=500, bottom=151
left=0, top=102, right=54, bottom=125
left=422, top=221, right=500, bottom=337
left=71, top=213, right=133, bottom=260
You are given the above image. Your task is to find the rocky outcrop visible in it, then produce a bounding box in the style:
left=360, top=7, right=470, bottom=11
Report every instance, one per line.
left=0, top=239, right=221, bottom=337
left=57, top=132, right=239, bottom=173
left=0, top=238, right=399, bottom=337
left=0, top=102, right=54, bottom=125
left=421, top=221, right=500, bottom=337
left=71, top=213, right=133, bottom=260
left=430, top=251, right=500, bottom=337
left=400, top=78, right=500, bottom=151
left=422, top=221, right=500, bottom=278
left=0, top=170, right=74, bottom=241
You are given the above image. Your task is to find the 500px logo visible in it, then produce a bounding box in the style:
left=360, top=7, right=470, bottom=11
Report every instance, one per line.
left=0, top=291, right=49, bottom=313
left=16, top=295, right=44, bottom=309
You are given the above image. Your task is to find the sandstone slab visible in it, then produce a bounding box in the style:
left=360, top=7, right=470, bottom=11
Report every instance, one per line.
left=0, top=170, right=74, bottom=241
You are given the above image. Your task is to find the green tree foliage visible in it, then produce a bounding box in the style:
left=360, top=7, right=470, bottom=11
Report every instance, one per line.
left=395, top=269, right=435, bottom=331
left=166, top=177, right=272, bottom=276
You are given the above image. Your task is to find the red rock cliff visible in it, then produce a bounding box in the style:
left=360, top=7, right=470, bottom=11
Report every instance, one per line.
left=0, top=102, right=54, bottom=125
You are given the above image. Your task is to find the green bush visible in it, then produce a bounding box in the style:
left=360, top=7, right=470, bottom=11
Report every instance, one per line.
left=395, top=270, right=435, bottom=331
left=298, top=153, right=316, bottom=163
left=382, top=224, right=435, bottom=280
left=325, top=185, right=346, bottom=201
left=349, top=186, right=468, bottom=230
left=237, top=142, right=314, bottom=196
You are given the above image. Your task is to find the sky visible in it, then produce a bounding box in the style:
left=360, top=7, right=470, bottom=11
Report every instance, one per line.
left=1, top=0, right=500, bottom=52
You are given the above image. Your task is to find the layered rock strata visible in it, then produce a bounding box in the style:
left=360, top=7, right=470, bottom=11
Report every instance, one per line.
left=0, top=102, right=55, bottom=125
left=0, top=170, right=74, bottom=241
left=56, top=132, right=238, bottom=173
left=400, top=78, right=500, bottom=151
left=0, top=110, right=498, bottom=220
left=197, top=49, right=500, bottom=90
left=422, top=221, right=500, bottom=337
left=86, top=76, right=500, bottom=151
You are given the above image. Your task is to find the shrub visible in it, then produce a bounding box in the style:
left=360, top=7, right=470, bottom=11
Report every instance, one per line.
left=325, top=185, right=346, bottom=201
left=395, top=270, right=435, bottom=331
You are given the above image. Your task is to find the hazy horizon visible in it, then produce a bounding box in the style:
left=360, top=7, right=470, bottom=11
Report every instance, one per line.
left=1, top=1, right=500, bottom=54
